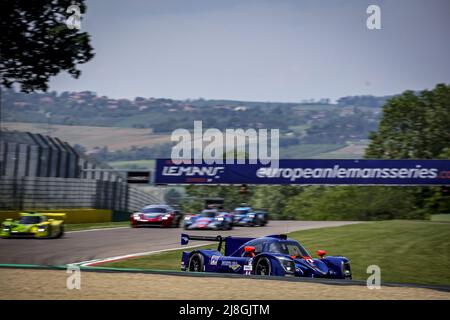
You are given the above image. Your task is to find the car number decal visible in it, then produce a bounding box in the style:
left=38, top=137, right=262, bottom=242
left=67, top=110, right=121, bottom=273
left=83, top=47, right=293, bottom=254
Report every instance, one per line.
left=210, top=255, right=220, bottom=266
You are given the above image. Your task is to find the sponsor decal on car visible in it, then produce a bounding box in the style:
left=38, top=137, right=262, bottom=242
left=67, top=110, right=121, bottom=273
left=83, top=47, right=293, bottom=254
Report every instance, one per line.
left=221, top=260, right=241, bottom=271
left=229, top=262, right=241, bottom=271
left=210, top=255, right=220, bottom=266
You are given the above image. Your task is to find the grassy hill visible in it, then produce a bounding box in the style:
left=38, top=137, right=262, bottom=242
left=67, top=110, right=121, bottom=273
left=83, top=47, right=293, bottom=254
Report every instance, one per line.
left=4, top=122, right=368, bottom=163
left=3, top=122, right=170, bottom=152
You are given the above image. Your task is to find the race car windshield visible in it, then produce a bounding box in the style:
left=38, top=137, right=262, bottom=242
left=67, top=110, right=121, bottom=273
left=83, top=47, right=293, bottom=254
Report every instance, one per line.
left=235, top=209, right=249, bottom=214
left=200, top=210, right=216, bottom=218
left=268, top=241, right=310, bottom=257
left=141, top=208, right=167, bottom=213
left=19, top=216, right=41, bottom=224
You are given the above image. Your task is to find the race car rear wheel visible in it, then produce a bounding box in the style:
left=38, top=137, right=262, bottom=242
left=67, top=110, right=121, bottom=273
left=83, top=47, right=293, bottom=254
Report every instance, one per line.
left=46, top=225, right=53, bottom=239
left=255, top=257, right=271, bottom=276
left=188, top=253, right=204, bottom=272
left=56, top=225, right=64, bottom=238
left=222, top=222, right=232, bottom=230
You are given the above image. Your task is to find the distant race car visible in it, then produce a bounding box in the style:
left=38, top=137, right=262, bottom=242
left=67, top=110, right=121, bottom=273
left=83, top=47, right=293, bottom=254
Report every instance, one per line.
left=130, top=204, right=182, bottom=228
left=183, top=209, right=233, bottom=230
left=0, top=212, right=66, bottom=239
left=180, top=233, right=352, bottom=279
left=232, top=206, right=268, bottom=227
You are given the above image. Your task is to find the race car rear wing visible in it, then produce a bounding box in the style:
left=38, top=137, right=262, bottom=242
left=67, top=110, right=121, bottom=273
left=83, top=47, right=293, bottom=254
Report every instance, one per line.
left=43, top=213, right=66, bottom=220
left=181, top=234, right=225, bottom=252
left=19, top=212, right=66, bottom=220
left=181, top=233, right=256, bottom=255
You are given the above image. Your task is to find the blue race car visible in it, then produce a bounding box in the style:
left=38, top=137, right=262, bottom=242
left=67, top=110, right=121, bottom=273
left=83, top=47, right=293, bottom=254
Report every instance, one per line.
left=180, top=233, right=352, bottom=279
left=232, top=206, right=268, bottom=227
left=183, top=209, right=233, bottom=230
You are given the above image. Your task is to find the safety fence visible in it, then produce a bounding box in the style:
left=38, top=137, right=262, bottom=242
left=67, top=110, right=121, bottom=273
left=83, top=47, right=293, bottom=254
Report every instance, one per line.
left=0, top=176, right=161, bottom=213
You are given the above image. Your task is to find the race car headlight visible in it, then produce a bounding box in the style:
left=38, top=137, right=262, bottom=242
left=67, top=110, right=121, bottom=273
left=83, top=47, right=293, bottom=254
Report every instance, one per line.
left=37, top=226, right=46, bottom=232
left=278, top=257, right=295, bottom=273
left=184, top=216, right=191, bottom=220
left=248, top=214, right=255, bottom=218
left=2, top=226, right=10, bottom=231
left=216, top=217, right=224, bottom=221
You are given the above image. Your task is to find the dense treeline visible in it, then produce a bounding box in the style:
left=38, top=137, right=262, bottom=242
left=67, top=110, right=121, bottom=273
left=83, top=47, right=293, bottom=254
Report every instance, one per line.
left=4, top=88, right=380, bottom=145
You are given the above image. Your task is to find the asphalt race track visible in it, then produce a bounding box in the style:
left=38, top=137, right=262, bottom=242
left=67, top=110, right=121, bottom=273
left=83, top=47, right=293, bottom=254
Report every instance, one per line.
left=0, top=221, right=361, bottom=265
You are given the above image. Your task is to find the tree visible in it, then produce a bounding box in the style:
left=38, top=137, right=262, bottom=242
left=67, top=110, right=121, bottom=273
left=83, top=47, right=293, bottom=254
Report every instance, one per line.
left=251, top=186, right=303, bottom=219
left=1, top=0, right=94, bottom=92
left=365, top=84, right=450, bottom=159
left=183, top=185, right=246, bottom=211
left=164, top=188, right=183, bottom=205
left=283, top=186, right=422, bottom=221
left=365, top=83, right=450, bottom=215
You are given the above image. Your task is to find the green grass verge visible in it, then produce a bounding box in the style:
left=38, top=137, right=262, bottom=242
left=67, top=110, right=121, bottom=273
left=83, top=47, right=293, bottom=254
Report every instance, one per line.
left=430, top=214, right=450, bottom=222
left=65, top=221, right=130, bottom=232
left=101, top=220, right=450, bottom=285
left=108, top=160, right=155, bottom=169
left=288, top=220, right=450, bottom=285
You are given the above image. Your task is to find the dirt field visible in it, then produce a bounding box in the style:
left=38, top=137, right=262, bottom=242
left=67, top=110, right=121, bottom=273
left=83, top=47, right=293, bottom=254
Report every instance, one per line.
left=3, top=122, right=170, bottom=151
left=1, top=269, right=449, bottom=300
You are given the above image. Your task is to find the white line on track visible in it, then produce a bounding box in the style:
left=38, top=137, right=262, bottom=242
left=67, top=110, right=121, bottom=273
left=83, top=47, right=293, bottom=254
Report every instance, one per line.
left=74, top=243, right=209, bottom=267
left=66, top=227, right=129, bottom=234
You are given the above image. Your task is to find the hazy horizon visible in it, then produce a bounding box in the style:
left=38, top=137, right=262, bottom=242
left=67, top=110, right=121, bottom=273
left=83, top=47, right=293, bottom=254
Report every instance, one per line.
left=49, top=0, right=450, bottom=102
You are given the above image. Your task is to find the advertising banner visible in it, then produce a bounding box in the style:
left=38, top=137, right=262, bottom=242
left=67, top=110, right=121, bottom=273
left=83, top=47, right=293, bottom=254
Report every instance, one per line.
left=155, top=159, right=450, bottom=185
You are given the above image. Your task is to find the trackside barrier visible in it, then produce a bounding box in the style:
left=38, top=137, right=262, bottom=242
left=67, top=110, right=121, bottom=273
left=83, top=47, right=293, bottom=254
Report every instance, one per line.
left=0, top=177, right=163, bottom=217
left=0, top=209, right=112, bottom=224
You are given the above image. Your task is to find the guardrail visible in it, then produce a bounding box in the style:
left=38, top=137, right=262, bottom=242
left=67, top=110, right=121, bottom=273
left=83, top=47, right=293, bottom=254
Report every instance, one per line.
left=0, top=176, right=162, bottom=212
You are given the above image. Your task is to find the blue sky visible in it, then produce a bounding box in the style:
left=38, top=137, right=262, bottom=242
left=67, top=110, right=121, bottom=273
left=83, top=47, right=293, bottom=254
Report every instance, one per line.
left=50, top=0, right=450, bottom=102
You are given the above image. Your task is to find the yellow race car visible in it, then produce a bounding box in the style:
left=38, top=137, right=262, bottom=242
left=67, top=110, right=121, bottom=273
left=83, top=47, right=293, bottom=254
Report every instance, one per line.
left=1, top=212, right=66, bottom=239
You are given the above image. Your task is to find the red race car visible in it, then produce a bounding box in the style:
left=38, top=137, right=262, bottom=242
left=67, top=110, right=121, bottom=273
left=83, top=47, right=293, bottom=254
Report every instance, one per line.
left=130, top=205, right=182, bottom=228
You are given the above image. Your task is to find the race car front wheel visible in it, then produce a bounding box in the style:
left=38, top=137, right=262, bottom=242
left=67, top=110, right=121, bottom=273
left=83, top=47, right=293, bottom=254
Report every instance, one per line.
left=255, top=257, right=271, bottom=276
left=188, top=253, right=204, bottom=272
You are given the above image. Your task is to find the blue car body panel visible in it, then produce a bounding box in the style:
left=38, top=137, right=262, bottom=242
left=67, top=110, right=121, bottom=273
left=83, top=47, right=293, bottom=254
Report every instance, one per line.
left=184, top=210, right=233, bottom=230
left=232, top=207, right=268, bottom=226
left=180, top=234, right=351, bottom=279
